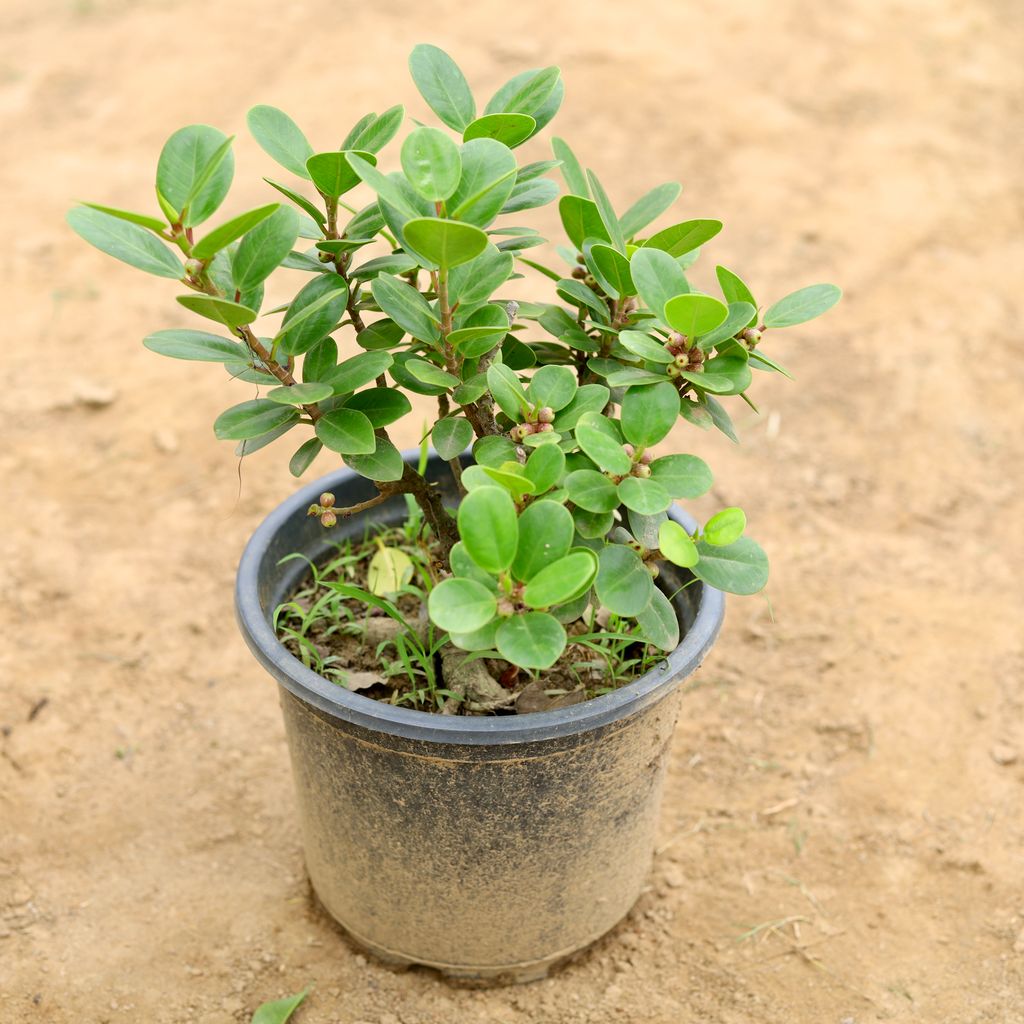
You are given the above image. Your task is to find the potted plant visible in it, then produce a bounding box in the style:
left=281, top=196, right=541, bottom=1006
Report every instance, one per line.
left=68, top=44, right=840, bottom=983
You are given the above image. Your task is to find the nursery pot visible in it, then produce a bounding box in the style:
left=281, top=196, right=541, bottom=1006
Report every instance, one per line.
left=236, top=453, right=725, bottom=983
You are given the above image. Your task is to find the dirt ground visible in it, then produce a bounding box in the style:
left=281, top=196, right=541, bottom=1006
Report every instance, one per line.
left=2, top=0, right=1023, bottom=1020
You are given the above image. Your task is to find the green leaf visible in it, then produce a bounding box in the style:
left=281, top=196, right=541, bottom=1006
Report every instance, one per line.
left=513, top=501, right=573, bottom=581
left=551, top=137, right=589, bottom=197
left=677, top=369, right=736, bottom=394
left=251, top=987, right=309, bottom=1024
left=314, top=408, right=376, bottom=454
left=495, top=612, right=566, bottom=670
left=343, top=105, right=405, bottom=153
left=406, top=358, right=459, bottom=389
left=81, top=202, right=165, bottom=232
left=67, top=207, right=182, bottom=278
left=370, top=275, right=439, bottom=343
left=486, top=66, right=560, bottom=116
left=575, top=424, right=631, bottom=475
left=325, top=351, right=393, bottom=393
left=232, top=206, right=300, bottom=293
left=302, top=336, right=336, bottom=382
left=176, top=294, right=256, bottom=328
left=585, top=241, right=634, bottom=299
left=481, top=464, right=537, bottom=497
left=603, top=367, right=668, bottom=388
left=352, top=253, right=419, bottom=281
left=621, top=381, right=680, bottom=447
left=649, top=454, right=712, bottom=498
left=715, top=265, right=757, bottom=318
left=449, top=304, right=509, bottom=358
left=528, top=364, right=577, bottom=411
left=448, top=139, right=518, bottom=227
left=306, top=150, right=374, bottom=198
left=630, top=247, right=690, bottom=321
left=635, top=587, right=679, bottom=652
left=585, top=170, right=625, bottom=252
left=658, top=520, right=698, bottom=567
left=704, top=506, right=746, bottom=546
left=448, top=246, right=513, bottom=308
left=463, top=113, right=535, bottom=147
left=403, top=217, right=488, bottom=269
left=619, top=182, right=682, bottom=240
left=663, top=294, right=729, bottom=338
left=263, top=179, right=326, bottom=227
left=763, top=283, right=842, bottom=328
left=553, top=384, right=610, bottom=432
left=523, top=550, right=597, bottom=608
left=408, top=44, right=476, bottom=131
left=356, top=318, right=405, bottom=350
left=235, top=419, right=295, bottom=456
left=433, top=417, right=473, bottom=459
left=247, top=106, right=313, bottom=179
left=500, top=178, right=560, bottom=215
left=156, top=125, right=234, bottom=226
left=275, top=275, right=349, bottom=355
left=345, top=155, right=424, bottom=222
left=618, top=330, right=673, bottom=364
left=342, top=387, right=411, bottom=427
left=193, top=204, right=280, bottom=260
left=344, top=436, right=405, bottom=482
left=644, top=219, right=722, bottom=258
left=565, top=469, right=619, bottom=513
left=617, top=476, right=671, bottom=514
left=573, top=506, right=614, bottom=539
left=556, top=278, right=608, bottom=322
left=486, top=363, right=530, bottom=420
left=696, top=301, right=757, bottom=350
left=523, top=443, right=565, bottom=494
left=692, top=537, right=768, bottom=595
left=429, top=577, right=497, bottom=632
left=214, top=399, right=298, bottom=440
left=267, top=381, right=333, bottom=405
left=401, top=127, right=462, bottom=202
left=558, top=195, right=609, bottom=249
left=595, top=545, right=654, bottom=615
left=473, top=435, right=518, bottom=467
left=289, top=437, right=322, bottom=477
left=143, top=328, right=247, bottom=362
left=458, top=487, right=519, bottom=574
left=704, top=394, right=739, bottom=442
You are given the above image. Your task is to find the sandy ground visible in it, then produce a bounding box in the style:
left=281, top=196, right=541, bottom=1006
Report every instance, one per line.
left=2, top=0, right=1023, bottom=1021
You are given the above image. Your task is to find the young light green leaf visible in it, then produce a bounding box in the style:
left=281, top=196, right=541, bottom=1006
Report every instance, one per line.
left=495, top=612, right=567, bottom=670
left=644, top=219, right=722, bottom=258
left=715, top=265, right=758, bottom=325
left=512, top=500, right=574, bottom=581
left=401, top=126, right=462, bottom=202
left=314, top=408, right=376, bottom=454
left=763, top=283, right=841, bottom=328
left=176, top=294, right=257, bottom=328
left=619, top=182, right=682, bottom=240
left=663, top=293, right=729, bottom=338
left=156, top=125, right=235, bottom=226
left=232, top=206, right=300, bottom=293
left=658, top=520, right=698, bottom=567
left=449, top=304, right=509, bottom=357
left=345, top=154, right=423, bottom=222
left=429, top=577, right=497, bottom=632
left=630, top=247, right=690, bottom=320
left=523, top=442, right=565, bottom=494
left=703, top=506, right=746, bottom=546
left=66, top=207, right=182, bottom=278
left=595, top=545, right=654, bottom=615
left=433, top=417, right=473, bottom=459
left=251, top=987, right=309, bottom=1024
left=370, top=275, right=440, bottom=343
left=458, top=486, right=519, bottom=574
left=408, top=44, right=476, bottom=131
left=692, top=537, right=768, bottom=595
left=617, top=476, right=671, bottom=514
left=214, top=399, right=298, bottom=440
left=406, top=358, right=459, bottom=389
left=621, top=380, right=680, bottom=447
left=402, top=217, right=489, bottom=269
left=143, top=328, right=248, bottom=362
left=523, top=550, right=597, bottom=609
left=247, top=106, right=314, bottom=179
left=344, top=105, right=405, bottom=153
left=463, top=113, right=536, bottom=148
left=500, top=178, right=559, bottom=215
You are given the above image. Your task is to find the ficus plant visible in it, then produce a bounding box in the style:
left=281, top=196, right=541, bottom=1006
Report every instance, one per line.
left=68, top=44, right=840, bottom=678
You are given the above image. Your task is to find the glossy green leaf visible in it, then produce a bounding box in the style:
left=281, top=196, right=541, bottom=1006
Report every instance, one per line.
left=705, top=394, right=739, bottom=442
left=658, top=520, right=699, bottom=567
left=619, top=182, right=682, bottom=240
left=576, top=424, right=631, bottom=475
left=306, top=150, right=373, bottom=198
left=585, top=241, right=634, bottom=299
left=247, top=105, right=313, bottom=179
left=635, top=587, right=679, bottom=652
left=630, top=247, right=690, bottom=321
left=232, top=206, right=300, bottom=293
left=558, top=195, right=609, bottom=249
left=523, top=550, right=597, bottom=609
left=523, top=442, right=565, bottom=494
left=81, top=202, right=165, bottom=232
left=408, top=44, right=476, bottom=132
left=356, top=318, right=405, bottom=350
left=143, top=328, right=247, bottom=362
left=715, top=264, right=757, bottom=318
left=556, top=278, right=608, bottom=321
left=603, top=366, right=668, bottom=388
left=496, top=612, right=566, bottom=670
left=448, top=246, right=514, bottom=308
left=67, top=206, right=182, bottom=278
left=289, top=437, right=322, bottom=477
left=433, top=417, right=473, bottom=459
left=595, top=544, right=654, bottom=615
left=302, top=335, right=336, bottom=385
left=156, top=125, right=234, bottom=226
left=585, top=170, right=625, bottom=253
left=370, top=275, right=440, bottom=342
left=486, top=363, right=530, bottom=420
left=176, top=294, right=256, bottom=327
left=428, top=577, right=497, bottom=633
left=234, top=419, right=295, bottom=456
left=251, top=988, right=309, bottom=1024
left=401, top=126, right=462, bottom=202
left=352, top=253, right=418, bottom=280
left=449, top=304, right=509, bottom=357
left=214, top=399, right=297, bottom=440
left=644, top=219, right=722, bottom=258
left=677, top=369, right=736, bottom=394
left=513, top=501, right=573, bottom=581
left=551, top=137, right=588, bottom=197
left=486, top=66, right=560, bottom=116
left=407, top=358, right=459, bottom=389
left=344, top=435, right=406, bottom=481
left=267, top=381, right=332, bottom=405
left=458, top=486, right=519, bottom=574
left=326, top=351, right=393, bottom=393
left=763, top=283, right=842, bottom=328
left=553, top=384, right=610, bottom=432
left=275, top=275, right=349, bottom=355
left=528, top=364, right=577, bottom=411
left=500, top=177, right=559, bottom=215
left=663, top=293, right=729, bottom=338
left=617, top=476, right=671, bottom=514
left=692, top=537, right=768, bottom=595
left=618, top=330, right=673, bottom=364
left=193, top=204, right=280, bottom=260
left=448, top=139, right=518, bottom=226
left=565, top=469, right=619, bottom=513
left=696, top=301, right=757, bottom=349
left=314, top=408, right=376, bottom=454
left=403, top=217, right=488, bottom=269
left=342, top=387, right=410, bottom=427
left=481, top=464, right=537, bottom=497
left=572, top=506, right=615, bottom=539
left=704, top=506, right=746, bottom=546
left=264, top=179, right=326, bottom=227
left=473, top=435, right=518, bottom=468
left=343, top=105, right=404, bottom=153
left=621, top=381, right=680, bottom=447
left=345, top=155, right=423, bottom=221
left=649, top=454, right=712, bottom=498
left=463, top=113, right=535, bottom=147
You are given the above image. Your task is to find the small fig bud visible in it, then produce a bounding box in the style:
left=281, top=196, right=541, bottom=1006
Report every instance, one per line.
left=666, top=364, right=681, bottom=378
left=622, top=443, right=636, bottom=458
left=583, top=274, right=598, bottom=289
left=647, top=563, right=660, bottom=579
left=537, top=422, right=554, bottom=432
left=571, top=265, right=587, bottom=279
left=307, top=503, right=321, bottom=517
left=320, top=510, right=337, bottom=528
left=497, top=597, right=516, bottom=616
left=742, top=327, right=762, bottom=344
left=632, top=463, right=652, bottom=478
left=668, top=331, right=687, bottom=349
left=319, top=492, right=336, bottom=509
left=674, top=353, right=688, bottom=368
left=576, top=252, right=587, bottom=264
left=640, top=450, right=654, bottom=465
left=318, top=251, right=335, bottom=263
left=537, top=407, right=555, bottom=424
left=184, top=258, right=204, bottom=278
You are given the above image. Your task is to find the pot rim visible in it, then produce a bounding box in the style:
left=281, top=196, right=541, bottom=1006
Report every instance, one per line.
left=236, top=456, right=725, bottom=745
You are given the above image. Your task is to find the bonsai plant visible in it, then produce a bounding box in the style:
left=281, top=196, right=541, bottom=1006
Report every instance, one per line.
left=69, top=44, right=840, bottom=981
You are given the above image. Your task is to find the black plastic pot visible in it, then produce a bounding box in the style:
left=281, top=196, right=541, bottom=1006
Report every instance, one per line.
left=236, top=453, right=725, bottom=983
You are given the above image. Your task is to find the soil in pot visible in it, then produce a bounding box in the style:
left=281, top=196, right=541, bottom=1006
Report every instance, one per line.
left=274, top=520, right=678, bottom=716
